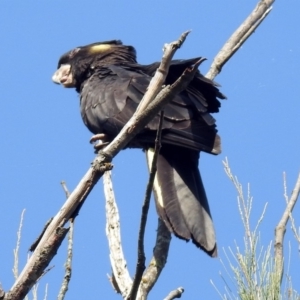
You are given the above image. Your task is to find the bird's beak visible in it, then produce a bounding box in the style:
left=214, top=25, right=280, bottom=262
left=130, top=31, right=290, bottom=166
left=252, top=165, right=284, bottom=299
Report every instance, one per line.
left=52, top=64, right=75, bottom=87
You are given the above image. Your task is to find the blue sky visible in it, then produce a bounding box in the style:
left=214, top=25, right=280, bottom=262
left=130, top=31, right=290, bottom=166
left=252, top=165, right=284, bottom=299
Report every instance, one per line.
left=0, top=1, right=299, bottom=299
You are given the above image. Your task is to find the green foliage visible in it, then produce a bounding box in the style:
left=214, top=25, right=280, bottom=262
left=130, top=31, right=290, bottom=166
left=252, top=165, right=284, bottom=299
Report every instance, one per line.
left=211, top=159, right=299, bottom=300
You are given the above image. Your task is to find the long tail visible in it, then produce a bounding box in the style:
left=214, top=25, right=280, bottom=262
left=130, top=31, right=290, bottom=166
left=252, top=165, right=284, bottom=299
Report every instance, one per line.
left=146, top=145, right=217, bottom=257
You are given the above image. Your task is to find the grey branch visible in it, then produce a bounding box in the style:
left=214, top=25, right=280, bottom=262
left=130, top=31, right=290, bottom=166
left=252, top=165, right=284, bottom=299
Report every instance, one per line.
left=136, top=31, right=190, bottom=113
left=275, top=172, right=300, bottom=283
left=128, top=112, right=164, bottom=300
left=104, top=170, right=133, bottom=297
left=137, top=219, right=171, bottom=298
left=164, top=287, right=184, bottom=300
left=283, top=173, right=300, bottom=244
left=206, top=0, right=274, bottom=80
left=57, top=219, right=74, bottom=300
left=61, top=181, right=71, bottom=198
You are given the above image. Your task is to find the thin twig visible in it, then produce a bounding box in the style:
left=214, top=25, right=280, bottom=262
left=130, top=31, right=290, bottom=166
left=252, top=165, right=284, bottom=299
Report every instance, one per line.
left=164, top=287, right=184, bottom=300
left=283, top=172, right=300, bottom=244
left=129, top=111, right=164, bottom=300
left=57, top=181, right=73, bottom=300
left=206, top=0, right=274, bottom=80
left=275, top=172, right=300, bottom=283
left=58, top=220, right=74, bottom=300
left=43, top=283, right=48, bottom=300
left=13, top=209, right=26, bottom=279
left=5, top=227, right=69, bottom=300
left=136, top=31, right=190, bottom=113
left=61, top=181, right=71, bottom=198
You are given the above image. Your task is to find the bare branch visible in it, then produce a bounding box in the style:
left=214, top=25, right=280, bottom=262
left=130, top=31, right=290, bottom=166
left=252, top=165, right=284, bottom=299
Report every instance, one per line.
left=136, top=30, right=190, bottom=113
left=137, top=219, right=171, bottom=298
left=13, top=209, right=26, bottom=279
left=57, top=181, right=73, bottom=300
left=283, top=173, right=300, bottom=244
left=206, top=0, right=274, bottom=80
left=275, top=172, right=300, bottom=283
left=58, top=220, right=74, bottom=300
left=164, top=287, right=184, bottom=300
left=104, top=170, right=132, bottom=297
left=129, top=112, right=164, bottom=300
left=61, top=181, right=71, bottom=198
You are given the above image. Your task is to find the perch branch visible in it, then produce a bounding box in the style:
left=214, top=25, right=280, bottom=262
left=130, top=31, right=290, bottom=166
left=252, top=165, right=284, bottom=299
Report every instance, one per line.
left=206, top=0, right=274, bottom=80
left=128, top=112, right=164, bottom=300
left=136, top=31, right=190, bottom=113
left=274, top=172, right=300, bottom=283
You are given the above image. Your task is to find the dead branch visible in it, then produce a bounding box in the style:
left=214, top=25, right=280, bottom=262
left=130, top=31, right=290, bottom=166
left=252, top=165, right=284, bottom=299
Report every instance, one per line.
left=283, top=173, right=300, bottom=244
left=128, top=112, right=164, bottom=300
left=136, top=31, right=190, bottom=113
left=57, top=181, right=73, bottom=300
left=104, top=170, right=132, bottom=297
left=137, top=219, right=171, bottom=298
left=13, top=209, right=26, bottom=279
left=206, top=0, right=274, bottom=80
left=164, top=287, right=184, bottom=300
left=61, top=181, right=71, bottom=198
left=275, top=172, right=300, bottom=283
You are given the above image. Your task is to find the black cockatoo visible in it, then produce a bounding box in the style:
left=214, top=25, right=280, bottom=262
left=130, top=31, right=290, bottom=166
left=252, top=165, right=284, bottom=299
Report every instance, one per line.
left=52, top=40, right=225, bottom=257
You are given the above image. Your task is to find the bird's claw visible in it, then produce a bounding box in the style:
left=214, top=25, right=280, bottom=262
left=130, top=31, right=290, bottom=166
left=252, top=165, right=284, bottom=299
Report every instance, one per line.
left=89, top=133, right=109, bottom=152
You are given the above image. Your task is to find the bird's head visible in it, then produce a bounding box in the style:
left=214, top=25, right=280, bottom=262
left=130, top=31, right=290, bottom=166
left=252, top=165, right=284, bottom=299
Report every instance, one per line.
left=52, top=40, right=136, bottom=89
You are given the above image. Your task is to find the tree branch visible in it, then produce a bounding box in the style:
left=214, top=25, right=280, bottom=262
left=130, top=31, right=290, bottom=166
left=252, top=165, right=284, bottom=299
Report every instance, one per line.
left=137, top=219, right=171, bottom=299
left=128, top=112, right=164, bottom=300
left=274, top=172, right=300, bottom=283
left=164, top=287, right=184, bottom=300
left=206, top=0, right=274, bottom=80
left=58, top=182, right=74, bottom=300
left=104, top=170, right=133, bottom=298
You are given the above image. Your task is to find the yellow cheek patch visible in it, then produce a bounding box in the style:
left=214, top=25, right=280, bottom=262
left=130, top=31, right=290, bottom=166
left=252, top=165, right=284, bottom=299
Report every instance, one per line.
left=89, top=44, right=112, bottom=54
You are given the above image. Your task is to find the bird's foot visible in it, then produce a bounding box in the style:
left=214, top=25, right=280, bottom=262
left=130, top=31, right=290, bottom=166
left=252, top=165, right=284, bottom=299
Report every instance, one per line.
left=90, top=133, right=109, bottom=152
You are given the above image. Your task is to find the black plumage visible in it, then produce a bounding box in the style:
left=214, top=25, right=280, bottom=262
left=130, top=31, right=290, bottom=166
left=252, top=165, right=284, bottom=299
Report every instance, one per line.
left=52, top=40, right=225, bottom=257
